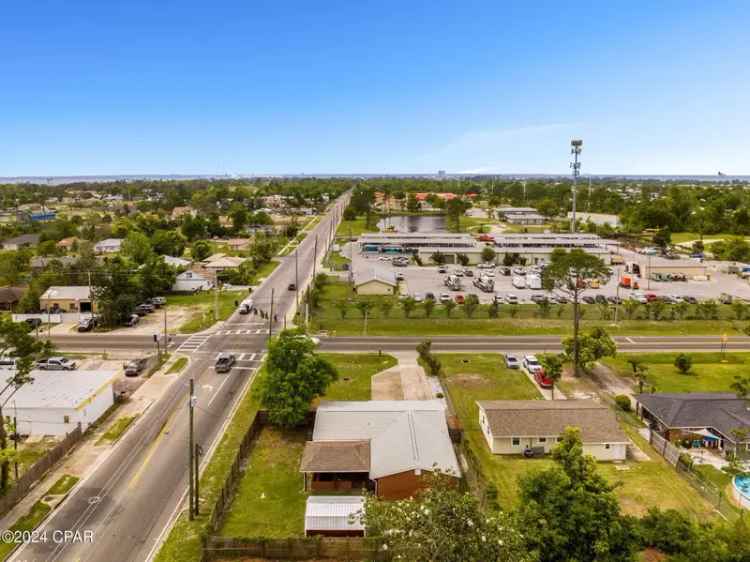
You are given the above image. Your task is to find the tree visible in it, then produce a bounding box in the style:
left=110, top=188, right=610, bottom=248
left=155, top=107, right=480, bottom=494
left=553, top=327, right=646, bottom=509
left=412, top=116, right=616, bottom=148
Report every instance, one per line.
left=731, top=375, right=750, bottom=399
left=518, top=427, right=638, bottom=562
left=536, top=198, right=560, bottom=220
left=406, top=193, right=421, bottom=213
left=191, top=240, right=212, bottom=262
left=540, top=354, right=564, bottom=399
left=423, top=298, right=435, bottom=318
left=443, top=300, right=456, bottom=318
left=379, top=300, right=394, bottom=319
left=152, top=229, right=186, bottom=257
left=481, top=245, right=496, bottom=264
left=543, top=249, right=610, bottom=375
left=653, top=227, right=672, bottom=250
left=732, top=301, right=747, bottom=321
left=355, top=300, right=372, bottom=318
left=627, top=357, right=649, bottom=393
left=463, top=294, right=479, bottom=318
left=488, top=301, right=499, bottom=318
left=361, top=475, right=532, bottom=562
left=622, top=299, right=640, bottom=320
left=260, top=330, right=337, bottom=427
left=430, top=251, right=447, bottom=266
left=92, top=258, right=142, bottom=327
left=456, top=253, right=470, bottom=267
left=335, top=301, right=348, bottom=319
left=402, top=297, right=417, bottom=319
left=674, top=353, right=692, bottom=374
left=121, top=230, right=154, bottom=263
left=562, top=327, right=616, bottom=373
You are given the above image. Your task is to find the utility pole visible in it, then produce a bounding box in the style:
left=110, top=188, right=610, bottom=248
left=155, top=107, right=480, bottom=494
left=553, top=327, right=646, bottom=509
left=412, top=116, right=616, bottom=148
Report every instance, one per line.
left=213, top=284, right=219, bottom=322
left=188, top=378, right=195, bottom=521
left=163, top=306, right=168, bottom=353
left=194, top=443, right=202, bottom=515
left=268, top=288, right=274, bottom=337
left=570, top=139, right=583, bottom=233
left=295, top=248, right=299, bottom=315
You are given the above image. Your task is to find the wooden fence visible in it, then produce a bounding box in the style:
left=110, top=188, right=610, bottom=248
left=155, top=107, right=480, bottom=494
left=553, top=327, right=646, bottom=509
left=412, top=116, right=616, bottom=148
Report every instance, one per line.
left=0, top=425, right=83, bottom=517
left=649, top=429, right=681, bottom=466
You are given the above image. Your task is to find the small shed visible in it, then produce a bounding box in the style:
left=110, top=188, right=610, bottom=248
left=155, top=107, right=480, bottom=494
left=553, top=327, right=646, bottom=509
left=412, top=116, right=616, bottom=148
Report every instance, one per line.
left=353, top=268, right=397, bottom=296
left=304, top=496, right=365, bottom=537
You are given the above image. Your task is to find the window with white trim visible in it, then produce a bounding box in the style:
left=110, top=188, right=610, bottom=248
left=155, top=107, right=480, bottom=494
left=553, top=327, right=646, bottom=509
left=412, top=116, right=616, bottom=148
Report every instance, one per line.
left=512, top=437, right=520, bottom=446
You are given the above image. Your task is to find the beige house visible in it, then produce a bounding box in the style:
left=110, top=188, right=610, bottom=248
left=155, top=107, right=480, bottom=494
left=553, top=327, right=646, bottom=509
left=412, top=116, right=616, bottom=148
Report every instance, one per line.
left=353, top=268, right=398, bottom=296
left=477, top=400, right=628, bottom=461
left=40, top=286, right=96, bottom=313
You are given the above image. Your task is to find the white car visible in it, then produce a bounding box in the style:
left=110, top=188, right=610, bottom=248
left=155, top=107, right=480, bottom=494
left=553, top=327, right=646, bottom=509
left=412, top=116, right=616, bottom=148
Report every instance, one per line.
left=412, top=293, right=424, bottom=302
left=631, top=292, right=648, bottom=304
left=439, top=293, right=452, bottom=303
left=504, top=354, right=520, bottom=369
left=483, top=269, right=496, bottom=277
left=522, top=355, right=542, bottom=374
left=494, top=293, right=504, bottom=303
left=506, top=294, right=519, bottom=305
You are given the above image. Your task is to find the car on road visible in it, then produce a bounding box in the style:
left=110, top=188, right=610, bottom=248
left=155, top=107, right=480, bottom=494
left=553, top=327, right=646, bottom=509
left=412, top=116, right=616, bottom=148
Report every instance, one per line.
left=24, top=318, right=42, bottom=330
left=124, top=357, right=149, bottom=377
left=534, top=369, right=554, bottom=389
left=454, top=294, right=465, bottom=304
left=453, top=269, right=464, bottom=277
left=215, top=353, right=237, bottom=373
left=135, top=303, right=155, bottom=316
left=124, top=314, right=140, bottom=327
left=36, top=357, right=77, bottom=371
left=288, top=283, right=296, bottom=291
left=395, top=273, right=405, bottom=281
left=504, top=354, right=520, bottom=369
left=582, top=295, right=596, bottom=304
left=77, top=316, right=97, bottom=332
left=439, top=293, right=452, bottom=303
left=438, top=266, right=448, bottom=274
left=239, top=303, right=251, bottom=314
left=149, top=296, right=167, bottom=307
left=464, top=269, right=474, bottom=277
left=506, top=294, right=519, bottom=305
left=378, top=256, right=391, bottom=261
left=522, top=354, right=542, bottom=374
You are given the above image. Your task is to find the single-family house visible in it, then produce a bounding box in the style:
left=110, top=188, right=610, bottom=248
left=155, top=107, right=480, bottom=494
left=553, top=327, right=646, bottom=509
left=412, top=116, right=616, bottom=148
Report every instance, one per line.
left=171, top=206, right=194, bottom=220
left=300, top=400, right=461, bottom=500
left=636, top=393, right=750, bottom=459
left=40, top=286, right=95, bottom=313
left=477, top=400, right=629, bottom=461
left=304, top=496, right=365, bottom=537
left=353, top=267, right=398, bottom=296
left=162, top=255, right=191, bottom=269
left=223, top=238, right=251, bottom=252
left=200, top=254, right=247, bottom=283
left=0, top=370, right=116, bottom=436
left=1, top=233, right=41, bottom=250
left=172, top=271, right=213, bottom=293
left=0, top=286, right=25, bottom=311
left=94, top=238, right=123, bottom=254
left=30, top=256, right=77, bottom=272
left=56, top=236, right=79, bottom=251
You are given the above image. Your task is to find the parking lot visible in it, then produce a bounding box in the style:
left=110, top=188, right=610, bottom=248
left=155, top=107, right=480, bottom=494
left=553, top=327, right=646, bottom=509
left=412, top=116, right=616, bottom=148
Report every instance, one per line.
left=353, top=248, right=750, bottom=304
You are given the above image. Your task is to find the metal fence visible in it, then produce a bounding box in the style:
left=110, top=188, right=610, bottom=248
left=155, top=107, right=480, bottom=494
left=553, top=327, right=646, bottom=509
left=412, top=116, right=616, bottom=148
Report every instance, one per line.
left=649, top=430, right=682, bottom=466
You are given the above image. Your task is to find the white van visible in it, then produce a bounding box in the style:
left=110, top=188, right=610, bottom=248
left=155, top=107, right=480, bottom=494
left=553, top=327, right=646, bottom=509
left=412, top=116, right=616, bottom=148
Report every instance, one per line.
left=512, top=275, right=526, bottom=289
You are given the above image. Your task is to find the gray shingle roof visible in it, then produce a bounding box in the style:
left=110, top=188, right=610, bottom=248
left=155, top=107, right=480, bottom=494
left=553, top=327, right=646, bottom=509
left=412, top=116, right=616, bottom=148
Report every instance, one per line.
left=300, top=440, right=370, bottom=473
left=478, top=399, right=629, bottom=443
left=636, top=393, right=750, bottom=441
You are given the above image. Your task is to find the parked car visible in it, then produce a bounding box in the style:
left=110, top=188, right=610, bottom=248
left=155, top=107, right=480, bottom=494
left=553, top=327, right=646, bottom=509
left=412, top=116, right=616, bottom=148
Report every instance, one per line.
left=645, top=292, right=658, bottom=303
left=606, top=296, right=622, bottom=304
left=149, top=296, right=167, bottom=307
left=0, top=357, right=17, bottom=370
left=494, top=293, right=504, bottom=303
left=135, top=303, right=155, bottom=316
left=478, top=263, right=494, bottom=269
left=454, top=294, right=465, bottom=304
left=720, top=293, right=734, bottom=305
left=631, top=291, right=648, bottom=304
left=483, top=269, right=495, bottom=277
left=124, top=357, right=149, bottom=377
left=215, top=353, right=236, bottom=373
left=500, top=267, right=511, bottom=276
left=512, top=267, right=525, bottom=275
left=506, top=294, right=519, bottom=305
left=582, top=295, right=596, bottom=304
left=464, top=269, right=474, bottom=277
left=395, top=273, right=405, bottom=281
left=556, top=295, right=569, bottom=304
left=683, top=295, right=698, bottom=304
left=530, top=294, right=547, bottom=303
left=534, top=369, right=554, bottom=389
left=453, top=270, right=464, bottom=277
left=439, top=293, right=452, bottom=303
left=77, top=316, right=97, bottom=332
left=36, top=357, right=77, bottom=371
left=594, top=294, right=608, bottom=304
left=438, top=266, right=448, bottom=274
left=124, top=314, right=140, bottom=327
left=288, top=283, right=296, bottom=291
left=425, top=292, right=435, bottom=301
left=522, top=355, right=542, bottom=374
left=504, top=354, right=520, bottom=369
left=24, top=318, right=42, bottom=330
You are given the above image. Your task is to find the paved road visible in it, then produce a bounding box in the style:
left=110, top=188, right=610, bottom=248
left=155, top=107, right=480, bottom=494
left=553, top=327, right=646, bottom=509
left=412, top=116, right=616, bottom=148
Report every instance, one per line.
left=318, top=335, right=750, bottom=353
left=11, top=193, right=349, bottom=562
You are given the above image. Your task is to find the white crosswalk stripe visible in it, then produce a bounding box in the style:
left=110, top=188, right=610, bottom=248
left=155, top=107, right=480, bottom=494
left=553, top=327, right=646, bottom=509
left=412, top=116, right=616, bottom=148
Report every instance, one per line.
left=176, top=334, right=212, bottom=353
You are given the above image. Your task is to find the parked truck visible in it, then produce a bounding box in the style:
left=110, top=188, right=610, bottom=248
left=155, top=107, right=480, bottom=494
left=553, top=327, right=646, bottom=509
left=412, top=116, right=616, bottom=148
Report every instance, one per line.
left=526, top=273, right=542, bottom=290
left=445, top=274, right=462, bottom=291
left=474, top=276, right=495, bottom=293
left=512, top=275, right=526, bottom=289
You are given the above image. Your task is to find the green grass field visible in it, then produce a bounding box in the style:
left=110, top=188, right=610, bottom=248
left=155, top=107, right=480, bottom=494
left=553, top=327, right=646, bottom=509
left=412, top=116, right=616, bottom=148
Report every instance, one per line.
left=170, top=290, right=246, bottom=333
left=336, top=216, right=379, bottom=238
left=603, top=352, right=750, bottom=393
left=96, top=415, right=138, bottom=445
left=247, top=260, right=279, bottom=284
left=319, top=352, right=397, bottom=401
left=166, top=356, right=189, bottom=374
left=440, top=353, right=717, bottom=520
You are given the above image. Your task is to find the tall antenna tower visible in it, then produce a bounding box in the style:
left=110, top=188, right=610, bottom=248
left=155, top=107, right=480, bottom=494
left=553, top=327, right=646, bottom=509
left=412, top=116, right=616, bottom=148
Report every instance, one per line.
left=570, top=139, right=583, bottom=233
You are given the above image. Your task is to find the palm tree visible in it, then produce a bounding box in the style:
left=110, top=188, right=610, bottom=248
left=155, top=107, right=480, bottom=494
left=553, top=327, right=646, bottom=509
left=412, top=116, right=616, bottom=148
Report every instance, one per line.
left=540, top=354, right=564, bottom=399
left=444, top=300, right=456, bottom=318
left=335, top=301, right=348, bottom=319
left=380, top=300, right=394, bottom=319
left=424, top=299, right=435, bottom=318
left=402, top=297, right=417, bottom=319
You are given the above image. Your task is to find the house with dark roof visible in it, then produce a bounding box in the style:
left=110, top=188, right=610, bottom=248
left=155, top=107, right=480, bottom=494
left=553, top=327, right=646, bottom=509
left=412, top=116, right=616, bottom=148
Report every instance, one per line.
left=0, top=286, right=25, bottom=310
left=636, top=393, right=750, bottom=459
left=1, top=233, right=41, bottom=250
left=477, top=400, right=629, bottom=461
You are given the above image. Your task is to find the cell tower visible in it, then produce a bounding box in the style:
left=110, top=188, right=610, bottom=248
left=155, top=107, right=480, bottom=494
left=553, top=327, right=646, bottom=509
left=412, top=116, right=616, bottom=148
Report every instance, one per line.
left=570, top=139, right=583, bottom=233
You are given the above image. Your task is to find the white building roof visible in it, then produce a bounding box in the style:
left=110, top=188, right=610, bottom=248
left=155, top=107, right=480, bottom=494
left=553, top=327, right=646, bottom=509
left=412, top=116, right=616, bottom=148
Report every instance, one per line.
left=313, top=400, right=460, bottom=480
left=354, top=267, right=397, bottom=288
left=304, top=496, right=364, bottom=533
left=162, top=255, right=191, bottom=268
left=0, top=370, right=116, bottom=410
left=94, top=238, right=123, bottom=249
left=40, top=286, right=91, bottom=301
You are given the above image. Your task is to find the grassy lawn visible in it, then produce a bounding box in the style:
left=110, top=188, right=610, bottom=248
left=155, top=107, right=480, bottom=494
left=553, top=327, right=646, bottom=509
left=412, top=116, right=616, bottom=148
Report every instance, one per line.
left=96, top=415, right=138, bottom=445
left=219, top=427, right=308, bottom=538
left=319, top=352, right=397, bottom=401
left=670, top=232, right=744, bottom=245
left=0, top=475, right=79, bottom=559
left=171, top=290, right=246, bottom=333
left=309, top=280, right=746, bottom=336
left=603, top=352, right=750, bottom=393
left=336, top=216, right=378, bottom=238
left=324, top=250, right=350, bottom=270
left=247, top=259, right=279, bottom=284
left=156, top=365, right=266, bottom=562
left=440, top=353, right=718, bottom=520
left=167, top=356, right=189, bottom=374
left=11, top=437, right=59, bottom=485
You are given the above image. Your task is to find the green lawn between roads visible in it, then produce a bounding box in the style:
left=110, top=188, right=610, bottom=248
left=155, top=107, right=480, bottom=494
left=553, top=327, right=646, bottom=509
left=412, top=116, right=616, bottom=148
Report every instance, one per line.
left=156, top=353, right=395, bottom=560
left=438, top=353, right=718, bottom=521
left=603, top=352, right=750, bottom=393
left=168, top=290, right=247, bottom=334
left=309, top=279, right=748, bottom=336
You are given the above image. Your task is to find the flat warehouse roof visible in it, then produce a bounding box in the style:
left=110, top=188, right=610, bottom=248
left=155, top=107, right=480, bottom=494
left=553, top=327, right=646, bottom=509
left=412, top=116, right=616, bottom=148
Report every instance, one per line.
left=0, top=370, right=116, bottom=409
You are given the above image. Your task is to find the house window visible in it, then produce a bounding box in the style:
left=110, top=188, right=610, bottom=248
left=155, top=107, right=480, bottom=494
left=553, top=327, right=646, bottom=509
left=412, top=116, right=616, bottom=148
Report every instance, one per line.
left=63, top=415, right=70, bottom=424
left=512, top=437, right=520, bottom=446
left=538, top=437, right=547, bottom=443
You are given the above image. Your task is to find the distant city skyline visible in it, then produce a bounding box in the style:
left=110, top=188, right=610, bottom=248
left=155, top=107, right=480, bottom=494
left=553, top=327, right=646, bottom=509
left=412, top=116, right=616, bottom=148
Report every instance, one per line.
left=1, top=1, right=749, bottom=176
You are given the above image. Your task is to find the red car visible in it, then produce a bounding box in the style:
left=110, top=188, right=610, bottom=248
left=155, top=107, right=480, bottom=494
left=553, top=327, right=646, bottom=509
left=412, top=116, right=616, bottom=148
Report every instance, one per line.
left=534, top=369, right=554, bottom=389
left=454, top=294, right=465, bottom=304
left=645, top=292, right=658, bottom=302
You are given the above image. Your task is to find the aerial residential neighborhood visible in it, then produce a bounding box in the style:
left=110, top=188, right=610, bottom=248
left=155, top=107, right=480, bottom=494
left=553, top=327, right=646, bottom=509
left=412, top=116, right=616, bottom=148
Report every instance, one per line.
left=2, top=3, right=750, bottom=562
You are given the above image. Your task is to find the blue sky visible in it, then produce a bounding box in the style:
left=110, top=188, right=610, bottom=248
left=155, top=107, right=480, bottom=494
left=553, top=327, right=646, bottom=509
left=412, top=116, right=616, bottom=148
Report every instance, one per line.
left=2, top=1, right=749, bottom=175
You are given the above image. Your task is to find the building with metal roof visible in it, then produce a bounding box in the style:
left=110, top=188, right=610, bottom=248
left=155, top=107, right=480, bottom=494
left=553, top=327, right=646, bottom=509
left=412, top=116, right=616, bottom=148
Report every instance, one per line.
left=304, top=496, right=365, bottom=537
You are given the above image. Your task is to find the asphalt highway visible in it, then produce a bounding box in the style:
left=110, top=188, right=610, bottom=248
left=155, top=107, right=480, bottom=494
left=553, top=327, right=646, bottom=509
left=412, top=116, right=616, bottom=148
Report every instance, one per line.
left=10, top=193, right=349, bottom=562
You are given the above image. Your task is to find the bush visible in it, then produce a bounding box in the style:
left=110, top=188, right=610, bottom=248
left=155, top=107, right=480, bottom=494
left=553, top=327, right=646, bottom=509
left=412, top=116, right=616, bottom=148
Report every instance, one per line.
left=674, top=353, right=693, bottom=374
left=614, top=394, right=632, bottom=412
left=678, top=453, right=694, bottom=470
left=435, top=392, right=444, bottom=398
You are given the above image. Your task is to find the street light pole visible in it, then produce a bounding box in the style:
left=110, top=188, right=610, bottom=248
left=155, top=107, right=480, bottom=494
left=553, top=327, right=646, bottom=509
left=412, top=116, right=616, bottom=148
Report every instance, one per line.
left=570, top=139, right=583, bottom=233
left=268, top=288, right=275, bottom=338
left=295, top=248, right=299, bottom=316
left=188, top=377, right=195, bottom=521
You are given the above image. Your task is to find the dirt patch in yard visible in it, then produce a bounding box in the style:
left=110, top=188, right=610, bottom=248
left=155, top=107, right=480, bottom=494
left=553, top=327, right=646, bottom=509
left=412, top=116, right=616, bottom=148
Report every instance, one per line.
left=372, top=369, right=404, bottom=400
left=452, top=373, right=490, bottom=389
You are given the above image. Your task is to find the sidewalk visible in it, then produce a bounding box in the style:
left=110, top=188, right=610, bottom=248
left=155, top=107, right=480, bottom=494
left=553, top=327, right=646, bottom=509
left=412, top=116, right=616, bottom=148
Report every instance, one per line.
left=0, top=354, right=187, bottom=531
